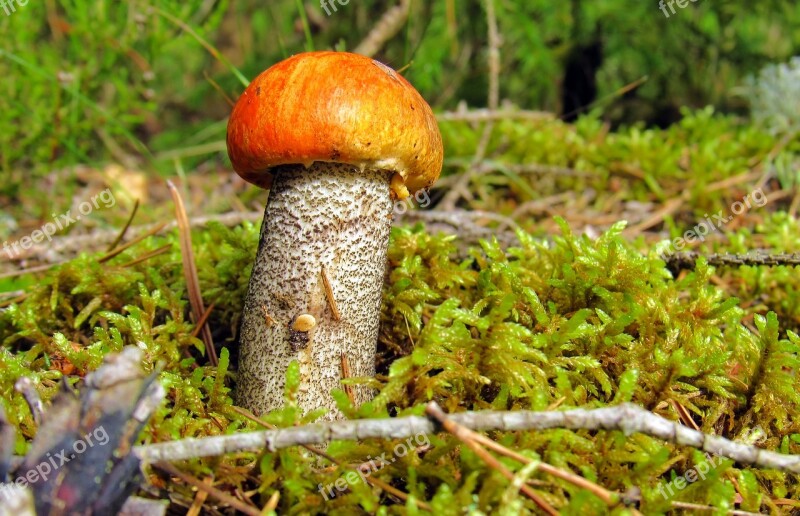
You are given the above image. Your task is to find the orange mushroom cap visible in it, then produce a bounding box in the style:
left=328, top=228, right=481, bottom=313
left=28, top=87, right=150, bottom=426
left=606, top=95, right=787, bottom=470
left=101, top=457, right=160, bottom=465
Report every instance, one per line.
left=226, top=51, right=443, bottom=198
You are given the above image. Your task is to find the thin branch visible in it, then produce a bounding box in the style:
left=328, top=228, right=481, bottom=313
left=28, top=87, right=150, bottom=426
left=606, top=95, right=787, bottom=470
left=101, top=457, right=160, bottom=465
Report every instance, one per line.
left=437, top=107, right=551, bottom=122
left=665, top=251, right=800, bottom=273
left=395, top=209, right=520, bottom=249
left=441, top=159, right=592, bottom=178
left=230, top=405, right=430, bottom=510
left=13, top=377, right=43, bottom=425
left=439, top=0, right=502, bottom=211
left=353, top=0, right=411, bottom=57
left=133, top=403, right=800, bottom=477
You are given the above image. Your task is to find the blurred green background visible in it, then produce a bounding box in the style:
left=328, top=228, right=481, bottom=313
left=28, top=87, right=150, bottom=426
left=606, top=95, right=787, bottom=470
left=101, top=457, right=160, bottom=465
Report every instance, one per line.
left=1, top=0, right=799, bottom=187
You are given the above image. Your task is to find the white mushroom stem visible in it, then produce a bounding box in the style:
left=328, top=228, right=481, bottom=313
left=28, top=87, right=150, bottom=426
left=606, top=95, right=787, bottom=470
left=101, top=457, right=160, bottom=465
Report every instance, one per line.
left=236, top=162, right=393, bottom=420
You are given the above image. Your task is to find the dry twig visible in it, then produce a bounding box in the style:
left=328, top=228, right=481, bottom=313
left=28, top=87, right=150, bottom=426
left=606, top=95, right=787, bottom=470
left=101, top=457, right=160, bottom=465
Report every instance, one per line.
left=230, top=406, right=430, bottom=510
left=436, top=107, right=551, bottom=123
left=664, top=250, right=800, bottom=273
left=134, top=402, right=800, bottom=476
left=353, top=0, right=411, bottom=57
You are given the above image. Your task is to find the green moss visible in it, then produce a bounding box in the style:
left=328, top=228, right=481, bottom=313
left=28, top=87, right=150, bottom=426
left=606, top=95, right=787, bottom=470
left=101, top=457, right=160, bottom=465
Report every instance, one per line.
left=2, top=112, right=800, bottom=513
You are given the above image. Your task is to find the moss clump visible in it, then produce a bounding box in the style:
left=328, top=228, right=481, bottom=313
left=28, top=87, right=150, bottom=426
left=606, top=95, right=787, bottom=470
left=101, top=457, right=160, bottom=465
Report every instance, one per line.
left=2, top=111, right=800, bottom=513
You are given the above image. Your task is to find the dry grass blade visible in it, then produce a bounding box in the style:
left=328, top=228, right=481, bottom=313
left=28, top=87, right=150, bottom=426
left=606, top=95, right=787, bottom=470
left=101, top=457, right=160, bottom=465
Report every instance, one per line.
left=622, top=197, right=684, bottom=238
left=439, top=0, right=501, bottom=211
left=154, top=461, right=260, bottom=516
left=263, top=490, right=280, bottom=512
left=167, top=180, right=217, bottom=366
left=203, top=70, right=235, bottom=108
left=99, top=221, right=168, bottom=263
left=424, top=402, right=558, bottom=515
left=106, top=198, right=139, bottom=252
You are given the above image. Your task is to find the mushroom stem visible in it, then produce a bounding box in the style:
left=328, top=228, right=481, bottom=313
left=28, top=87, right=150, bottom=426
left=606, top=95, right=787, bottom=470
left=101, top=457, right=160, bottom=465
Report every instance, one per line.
left=236, top=163, right=393, bottom=419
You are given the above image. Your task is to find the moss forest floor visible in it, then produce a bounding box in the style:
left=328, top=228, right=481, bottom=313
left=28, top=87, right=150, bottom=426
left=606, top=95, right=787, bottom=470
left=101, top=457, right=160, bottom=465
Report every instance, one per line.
left=2, top=110, right=800, bottom=514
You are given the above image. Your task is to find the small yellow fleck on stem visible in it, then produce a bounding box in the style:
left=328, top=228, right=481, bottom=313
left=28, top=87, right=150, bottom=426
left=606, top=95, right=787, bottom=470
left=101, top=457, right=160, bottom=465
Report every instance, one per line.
left=292, top=313, right=317, bottom=332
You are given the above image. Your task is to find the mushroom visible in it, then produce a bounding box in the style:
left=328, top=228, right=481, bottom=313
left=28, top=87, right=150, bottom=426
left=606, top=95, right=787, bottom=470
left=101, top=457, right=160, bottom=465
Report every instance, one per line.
left=226, top=51, right=443, bottom=419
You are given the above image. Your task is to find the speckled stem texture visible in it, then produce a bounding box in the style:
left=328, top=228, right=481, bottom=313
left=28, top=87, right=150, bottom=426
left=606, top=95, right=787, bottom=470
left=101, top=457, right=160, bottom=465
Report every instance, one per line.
left=236, top=163, right=392, bottom=419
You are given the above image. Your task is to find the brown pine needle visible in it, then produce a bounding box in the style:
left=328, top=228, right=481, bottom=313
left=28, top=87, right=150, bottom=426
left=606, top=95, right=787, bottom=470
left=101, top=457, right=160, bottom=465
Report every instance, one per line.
left=340, top=352, right=356, bottom=406
left=669, top=399, right=701, bottom=432
left=0, top=293, right=28, bottom=309
left=167, top=180, right=217, bottom=366
left=190, top=303, right=216, bottom=339
left=361, top=474, right=432, bottom=511
left=153, top=461, right=260, bottom=516
left=118, top=244, right=171, bottom=268
left=424, top=402, right=558, bottom=515
left=468, top=431, right=619, bottom=506
left=320, top=264, right=341, bottom=321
